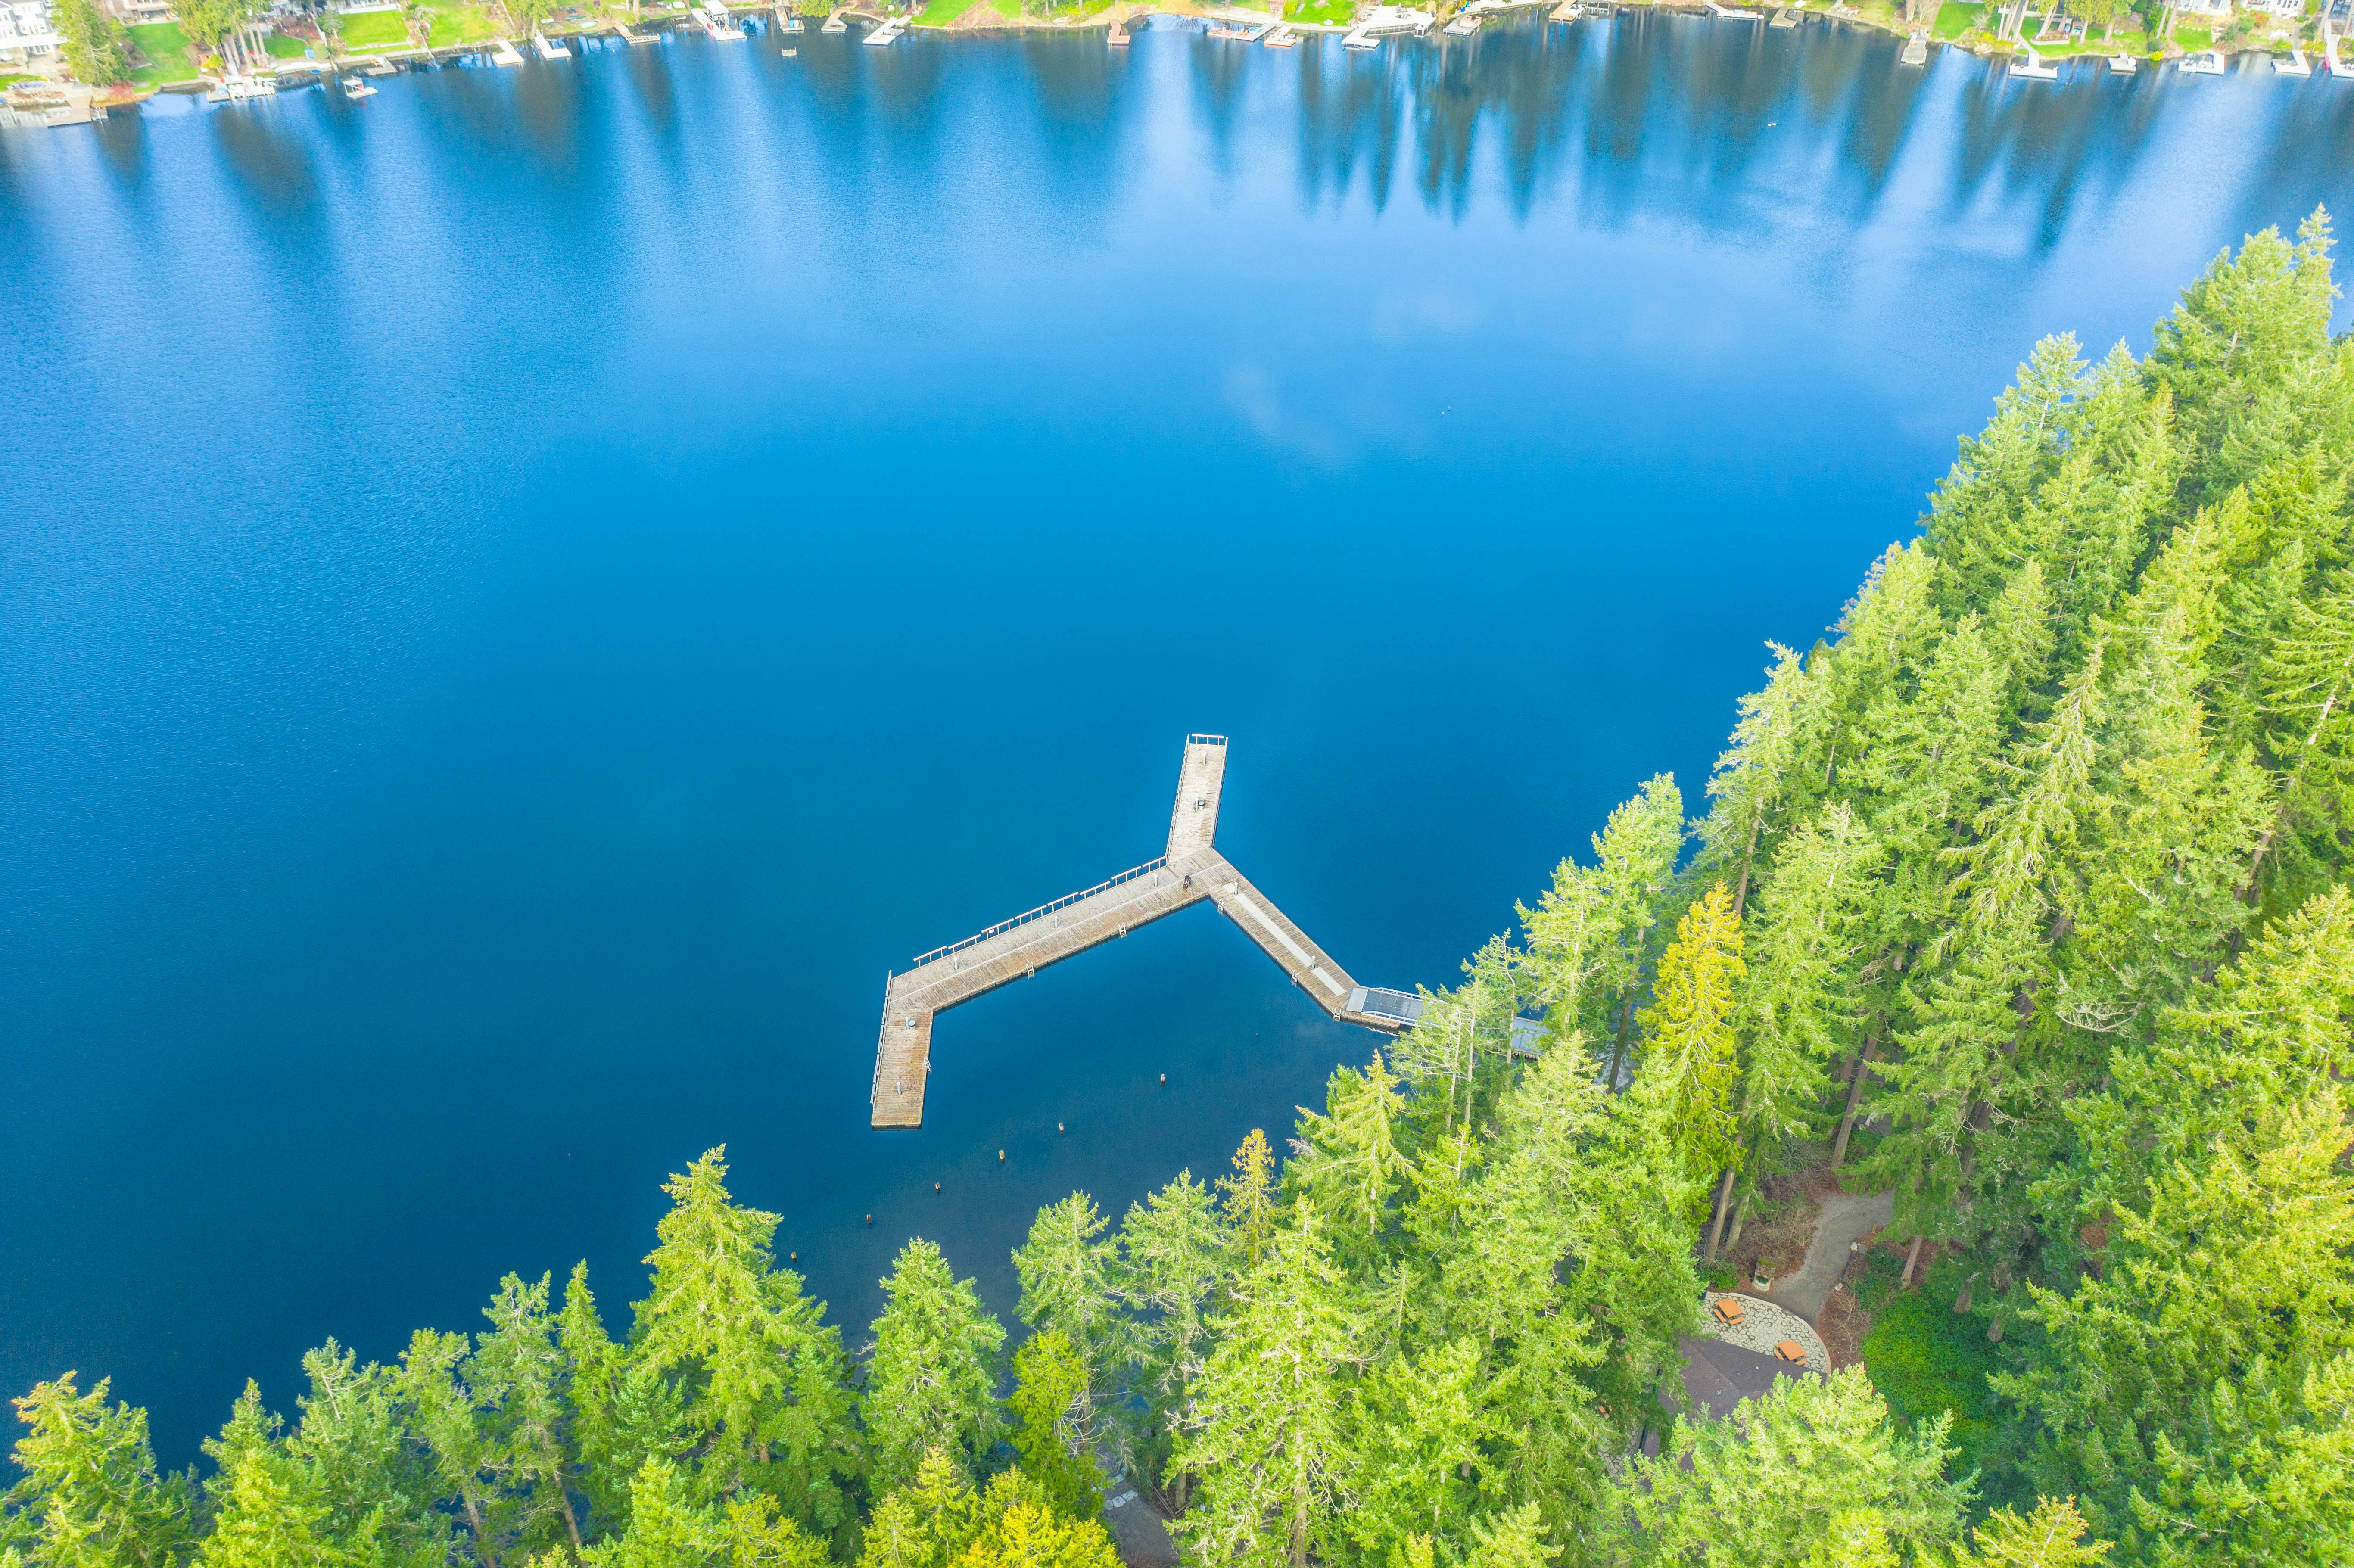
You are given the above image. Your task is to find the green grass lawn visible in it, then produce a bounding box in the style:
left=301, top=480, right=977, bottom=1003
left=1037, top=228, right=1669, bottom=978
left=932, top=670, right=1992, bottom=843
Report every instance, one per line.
left=916, top=0, right=987, bottom=22
left=1930, top=2, right=1981, bottom=36
left=127, top=20, right=199, bottom=83
left=1287, top=0, right=1351, bottom=21
left=340, top=9, right=413, bottom=47
left=264, top=32, right=311, bottom=56
left=417, top=2, right=499, bottom=43
left=2173, top=24, right=2212, bottom=46
left=0, top=70, right=40, bottom=86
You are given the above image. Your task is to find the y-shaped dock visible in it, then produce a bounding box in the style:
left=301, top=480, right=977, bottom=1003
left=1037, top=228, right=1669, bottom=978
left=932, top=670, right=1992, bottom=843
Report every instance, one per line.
left=871, top=736, right=1420, bottom=1127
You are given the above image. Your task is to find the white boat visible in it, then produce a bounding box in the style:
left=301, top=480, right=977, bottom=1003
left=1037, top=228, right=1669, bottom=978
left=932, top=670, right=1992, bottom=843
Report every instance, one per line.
left=491, top=36, right=526, bottom=62
left=2177, top=47, right=2224, bottom=72
left=863, top=14, right=903, bottom=43
left=343, top=73, right=377, bottom=95
left=2009, top=43, right=2058, bottom=76
left=2274, top=46, right=2310, bottom=73
left=533, top=31, right=567, bottom=56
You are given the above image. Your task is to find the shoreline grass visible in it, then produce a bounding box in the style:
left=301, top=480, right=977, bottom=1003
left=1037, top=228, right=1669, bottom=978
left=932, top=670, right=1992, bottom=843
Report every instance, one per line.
left=127, top=21, right=199, bottom=84
left=340, top=9, right=414, bottom=48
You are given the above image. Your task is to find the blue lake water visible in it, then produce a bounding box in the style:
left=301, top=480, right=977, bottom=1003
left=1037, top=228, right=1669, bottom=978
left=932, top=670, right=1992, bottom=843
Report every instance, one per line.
left=4, top=12, right=2350, bottom=1463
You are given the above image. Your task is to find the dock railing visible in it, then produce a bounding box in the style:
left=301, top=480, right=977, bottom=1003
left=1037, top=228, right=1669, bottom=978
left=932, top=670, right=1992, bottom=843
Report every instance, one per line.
left=909, top=857, right=1171, bottom=968
left=1186, top=733, right=1229, bottom=747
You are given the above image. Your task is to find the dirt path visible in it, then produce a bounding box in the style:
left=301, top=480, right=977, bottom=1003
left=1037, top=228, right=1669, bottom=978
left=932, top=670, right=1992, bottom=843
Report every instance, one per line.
left=1778, top=1189, right=1893, bottom=1322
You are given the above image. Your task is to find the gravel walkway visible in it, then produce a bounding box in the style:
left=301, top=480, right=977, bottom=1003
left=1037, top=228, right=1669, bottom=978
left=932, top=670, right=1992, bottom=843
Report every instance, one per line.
left=1777, top=1190, right=1894, bottom=1322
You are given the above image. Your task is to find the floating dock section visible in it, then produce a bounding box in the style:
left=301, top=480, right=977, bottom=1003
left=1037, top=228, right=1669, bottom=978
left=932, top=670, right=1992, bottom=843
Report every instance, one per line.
left=871, top=736, right=1408, bottom=1127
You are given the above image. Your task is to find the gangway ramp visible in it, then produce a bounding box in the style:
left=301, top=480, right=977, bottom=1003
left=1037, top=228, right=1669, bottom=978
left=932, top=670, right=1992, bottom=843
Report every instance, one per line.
left=870, top=736, right=1405, bottom=1127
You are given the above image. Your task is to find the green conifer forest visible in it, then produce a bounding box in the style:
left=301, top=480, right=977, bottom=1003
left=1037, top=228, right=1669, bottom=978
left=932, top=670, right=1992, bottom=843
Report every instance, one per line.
left=9, top=221, right=2351, bottom=1568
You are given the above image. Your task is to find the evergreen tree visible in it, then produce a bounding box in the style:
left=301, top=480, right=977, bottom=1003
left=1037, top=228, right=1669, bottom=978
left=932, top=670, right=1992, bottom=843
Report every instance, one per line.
left=195, top=1384, right=334, bottom=1568
left=1, top=1373, right=193, bottom=1568
left=863, top=1241, right=1006, bottom=1491
left=1593, top=1368, right=1968, bottom=1568
left=284, top=1341, right=449, bottom=1568
left=1005, top=1334, right=1103, bottom=1520
left=1011, top=1193, right=1126, bottom=1431
left=1732, top=804, right=1883, bottom=1171
left=1946, top=1498, right=2111, bottom=1568
left=1628, top=883, right=1745, bottom=1210
left=633, top=1149, right=859, bottom=1531
left=1697, top=642, right=1828, bottom=913
left=1334, top=1338, right=1517, bottom=1565
left=569, top=1458, right=829, bottom=1568
left=53, top=0, right=129, bottom=84
left=950, top=1472, right=1119, bottom=1568
left=1110, top=1171, right=1230, bottom=1510
left=856, top=1450, right=978, bottom=1568
left=396, top=1329, right=509, bottom=1567
left=1217, top=1130, right=1278, bottom=1269
left=1517, top=774, right=1685, bottom=1080
left=1289, top=1053, right=1416, bottom=1256
left=1996, top=1095, right=2354, bottom=1563
left=1172, top=1214, right=1354, bottom=1568
left=558, top=1263, right=689, bottom=1541
left=2145, top=212, right=2340, bottom=495
left=473, top=1274, right=585, bottom=1557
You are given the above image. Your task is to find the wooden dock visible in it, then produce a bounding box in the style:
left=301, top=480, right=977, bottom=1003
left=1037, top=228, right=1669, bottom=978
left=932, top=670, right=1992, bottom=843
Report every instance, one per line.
left=871, top=735, right=1404, bottom=1127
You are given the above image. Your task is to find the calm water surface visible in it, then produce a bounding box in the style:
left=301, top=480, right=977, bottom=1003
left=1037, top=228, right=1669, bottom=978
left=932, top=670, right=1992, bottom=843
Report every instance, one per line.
left=4, top=14, right=2349, bottom=1461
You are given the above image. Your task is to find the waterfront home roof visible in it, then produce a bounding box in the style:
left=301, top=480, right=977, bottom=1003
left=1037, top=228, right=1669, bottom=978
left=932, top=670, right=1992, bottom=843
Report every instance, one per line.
left=1676, top=1335, right=1820, bottom=1422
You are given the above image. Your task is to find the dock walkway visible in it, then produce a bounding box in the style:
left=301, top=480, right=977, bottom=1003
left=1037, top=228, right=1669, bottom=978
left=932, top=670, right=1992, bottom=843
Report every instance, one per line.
left=871, top=736, right=1404, bottom=1126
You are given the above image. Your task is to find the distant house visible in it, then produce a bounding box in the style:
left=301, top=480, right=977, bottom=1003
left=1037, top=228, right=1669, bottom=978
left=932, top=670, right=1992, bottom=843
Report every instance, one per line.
left=103, top=0, right=181, bottom=23
left=2174, top=0, right=2233, bottom=17
left=0, top=0, right=62, bottom=65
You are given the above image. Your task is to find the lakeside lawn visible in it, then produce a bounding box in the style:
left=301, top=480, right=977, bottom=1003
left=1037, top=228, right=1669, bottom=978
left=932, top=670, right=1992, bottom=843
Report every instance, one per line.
left=265, top=32, right=311, bottom=56
left=418, top=2, right=501, bottom=43
left=127, top=20, right=199, bottom=83
left=340, top=9, right=412, bottom=47
left=2174, top=23, right=2213, bottom=46
left=916, top=0, right=989, bottom=21
left=1286, top=0, right=1351, bottom=22
left=1930, top=2, right=1981, bottom=36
